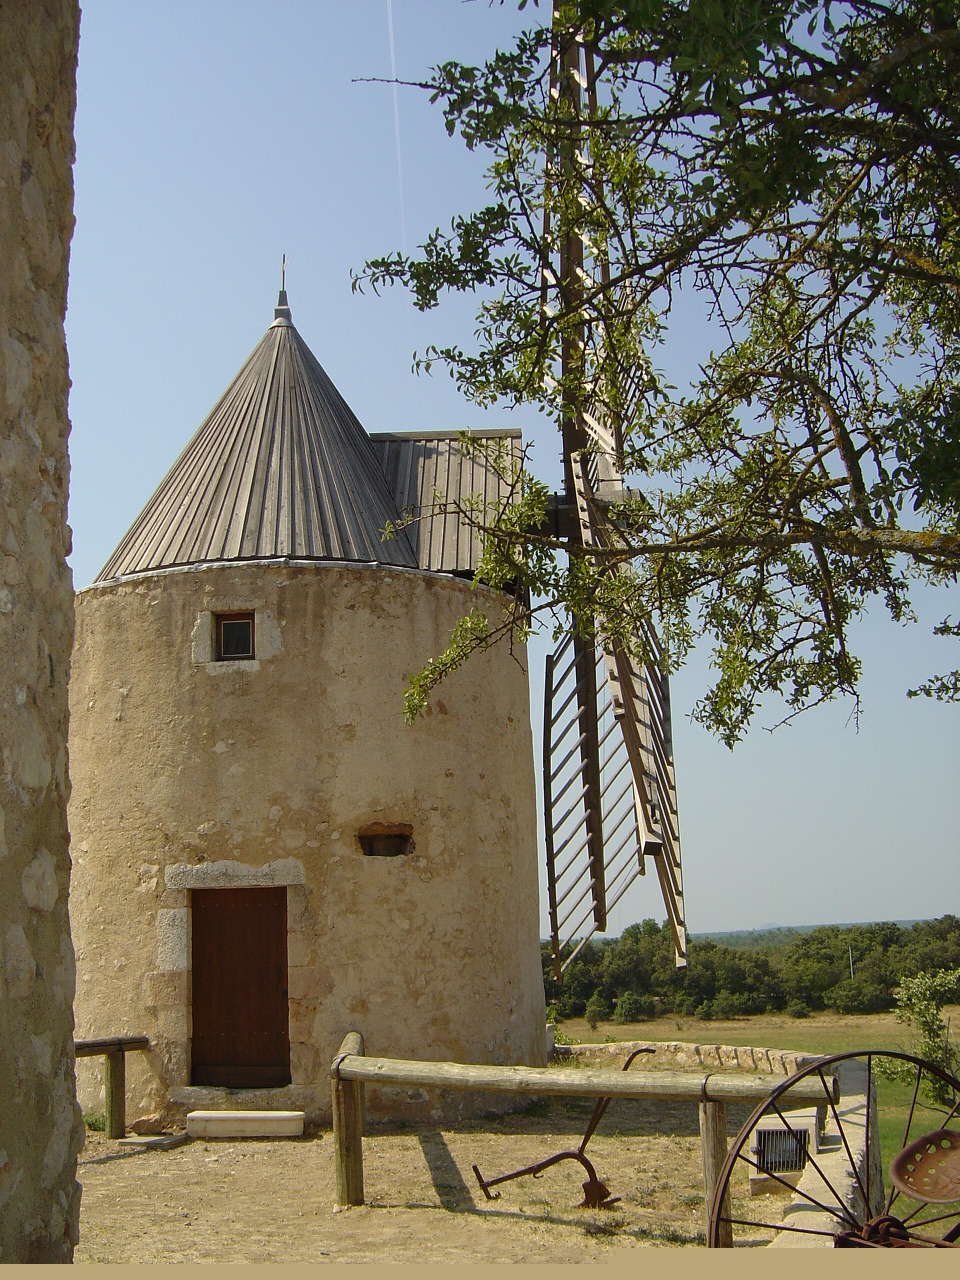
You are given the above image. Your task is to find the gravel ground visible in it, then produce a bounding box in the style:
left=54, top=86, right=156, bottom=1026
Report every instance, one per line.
left=74, top=1096, right=738, bottom=1262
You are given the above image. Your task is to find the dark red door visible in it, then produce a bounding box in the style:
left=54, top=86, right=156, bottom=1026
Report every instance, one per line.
left=191, top=887, right=291, bottom=1087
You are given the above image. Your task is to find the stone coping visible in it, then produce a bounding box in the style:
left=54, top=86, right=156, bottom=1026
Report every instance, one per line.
left=555, top=1038, right=820, bottom=1076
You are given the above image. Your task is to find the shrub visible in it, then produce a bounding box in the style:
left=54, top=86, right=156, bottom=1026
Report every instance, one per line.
left=889, top=967, right=960, bottom=1102
left=786, top=1000, right=810, bottom=1019
left=613, top=991, right=656, bottom=1023
left=694, top=1001, right=713, bottom=1021
left=825, top=979, right=892, bottom=1014
left=711, top=991, right=745, bottom=1019
left=584, top=992, right=610, bottom=1029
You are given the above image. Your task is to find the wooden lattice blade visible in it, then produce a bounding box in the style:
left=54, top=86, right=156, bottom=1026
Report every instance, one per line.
left=544, top=620, right=687, bottom=977
left=544, top=453, right=688, bottom=971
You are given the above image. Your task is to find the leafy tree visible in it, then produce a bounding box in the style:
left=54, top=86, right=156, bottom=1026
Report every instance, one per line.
left=360, top=0, right=960, bottom=742
left=824, top=978, right=890, bottom=1013
left=614, top=989, right=655, bottom=1021
left=542, top=915, right=959, bottom=1014
left=778, top=927, right=845, bottom=1007
left=711, top=990, right=748, bottom=1018
left=888, top=966, right=960, bottom=1103
left=897, top=913, right=960, bottom=975
left=543, top=936, right=607, bottom=1015
left=584, top=989, right=611, bottom=1027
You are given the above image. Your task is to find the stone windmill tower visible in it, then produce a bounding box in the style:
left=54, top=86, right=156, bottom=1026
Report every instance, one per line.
left=68, top=289, right=547, bottom=1125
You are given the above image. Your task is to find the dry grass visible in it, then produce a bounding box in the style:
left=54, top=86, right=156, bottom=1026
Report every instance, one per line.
left=560, top=1005, right=960, bottom=1059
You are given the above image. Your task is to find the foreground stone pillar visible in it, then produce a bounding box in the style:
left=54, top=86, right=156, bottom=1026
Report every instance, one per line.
left=0, top=1, right=83, bottom=1261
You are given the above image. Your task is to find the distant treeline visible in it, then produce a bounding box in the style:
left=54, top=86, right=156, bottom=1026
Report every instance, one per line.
left=543, top=916, right=960, bottom=1023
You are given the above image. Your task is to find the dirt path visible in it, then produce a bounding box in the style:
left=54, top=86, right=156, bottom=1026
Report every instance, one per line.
left=76, top=1097, right=751, bottom=1262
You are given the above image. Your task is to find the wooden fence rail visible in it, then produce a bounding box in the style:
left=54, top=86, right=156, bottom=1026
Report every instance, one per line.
left=75, top=1036, right=150, bottom=1139
left=330, top=1033, right=838, bottom=1242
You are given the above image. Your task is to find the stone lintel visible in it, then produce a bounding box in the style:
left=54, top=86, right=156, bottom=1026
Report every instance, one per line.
left=164, top=858, right=305, bottom=890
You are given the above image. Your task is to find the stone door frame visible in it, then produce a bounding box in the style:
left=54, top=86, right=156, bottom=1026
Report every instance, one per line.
left=153, top=858, right=309, bottom=1103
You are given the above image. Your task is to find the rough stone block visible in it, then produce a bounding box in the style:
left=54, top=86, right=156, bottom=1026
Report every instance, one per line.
left=287, top=965, right=326, bottom=1000
left=289, top=1042, right=321, bottom=1083
left=144, top=970, right=191, bottom=1008
left=155, top=908, right=190, bottom=972
left=156, top=1005, right=190, bottom=1044
left=164, top=857, right=305, bottom=890
left=287, top=997, right=318, bottom=1044
left=285, top=929, right=311, bottom=969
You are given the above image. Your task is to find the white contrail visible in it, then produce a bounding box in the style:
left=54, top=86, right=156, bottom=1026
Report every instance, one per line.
left=386, top=0, right=407, bottom=256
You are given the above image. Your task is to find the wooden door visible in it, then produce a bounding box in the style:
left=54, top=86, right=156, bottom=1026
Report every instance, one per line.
left=191, top=886, right=291, bottom=1087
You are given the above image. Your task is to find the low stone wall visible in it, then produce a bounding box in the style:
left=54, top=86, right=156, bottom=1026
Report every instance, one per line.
left=556, top=1039, right=822, bottom=1077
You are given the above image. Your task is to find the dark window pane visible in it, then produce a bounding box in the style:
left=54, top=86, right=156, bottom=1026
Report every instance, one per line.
left=220, top=619, right=253, bottom=658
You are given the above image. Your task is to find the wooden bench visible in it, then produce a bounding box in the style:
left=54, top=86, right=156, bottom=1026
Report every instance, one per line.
left=75, top=1036, right=150, bottom=1139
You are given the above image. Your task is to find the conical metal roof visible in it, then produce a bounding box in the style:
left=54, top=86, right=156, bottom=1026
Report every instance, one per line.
left=97, top=293, right=418, bottom=580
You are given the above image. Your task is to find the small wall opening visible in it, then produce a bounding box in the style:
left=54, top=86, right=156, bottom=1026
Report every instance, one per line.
left=358, top=822, right=414, bottom=858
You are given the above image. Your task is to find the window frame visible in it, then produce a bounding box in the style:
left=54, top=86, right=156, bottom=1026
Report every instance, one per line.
left=215, top=611, right=256, bottom=662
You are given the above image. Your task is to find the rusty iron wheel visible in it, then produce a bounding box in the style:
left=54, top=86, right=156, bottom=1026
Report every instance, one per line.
left=707, top=1050, right=960, bottom=1248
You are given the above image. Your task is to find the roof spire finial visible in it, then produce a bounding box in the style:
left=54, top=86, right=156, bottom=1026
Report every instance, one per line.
left=274, top=253, right=292, bottom=323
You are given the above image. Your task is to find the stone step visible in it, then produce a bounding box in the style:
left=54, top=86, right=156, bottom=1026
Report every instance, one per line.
left=186, top=1109, right=305, bottom=1139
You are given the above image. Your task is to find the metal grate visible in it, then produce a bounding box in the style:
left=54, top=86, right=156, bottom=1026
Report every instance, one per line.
left=755, top=1127, right=810, bottom=1174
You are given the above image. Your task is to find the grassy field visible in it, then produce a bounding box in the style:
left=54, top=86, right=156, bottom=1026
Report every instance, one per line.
left=557, top=1003, right=960, bottom=1059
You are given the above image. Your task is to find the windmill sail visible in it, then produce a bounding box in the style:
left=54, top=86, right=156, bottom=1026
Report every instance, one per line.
left=541, top=8, right=687, bottom=973
left=544, top=630, right=644, bottom=979
left=543, top=454, right=687, bottom=974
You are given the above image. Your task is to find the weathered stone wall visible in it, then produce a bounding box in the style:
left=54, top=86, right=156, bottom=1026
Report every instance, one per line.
left=558, top=1039, right=823, bottom=1076
left=69, top=562, right=547, bottom=1125
left=0, top=1, right=83, bottom=1262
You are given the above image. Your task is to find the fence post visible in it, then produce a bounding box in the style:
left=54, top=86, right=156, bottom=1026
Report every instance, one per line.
left=332, top=1031, right=365, bottom=1206
left=105, top=1049, right=126, bottom=1139
left=699, top=1092, right=731, bottom=1247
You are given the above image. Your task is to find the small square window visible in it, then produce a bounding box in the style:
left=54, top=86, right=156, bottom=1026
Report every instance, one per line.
left=216, top=612, right=255, bottom=661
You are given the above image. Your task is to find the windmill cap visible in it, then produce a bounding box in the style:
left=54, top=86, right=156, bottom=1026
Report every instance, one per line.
left=94, top=295, right=420, bottom=577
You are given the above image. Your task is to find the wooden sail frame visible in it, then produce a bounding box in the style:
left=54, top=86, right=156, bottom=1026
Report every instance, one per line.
left=542, top=8, right=687, bottom=973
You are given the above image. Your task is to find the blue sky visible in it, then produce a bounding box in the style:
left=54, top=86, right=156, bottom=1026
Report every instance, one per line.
left=65, top=2, right=958, bottom=936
